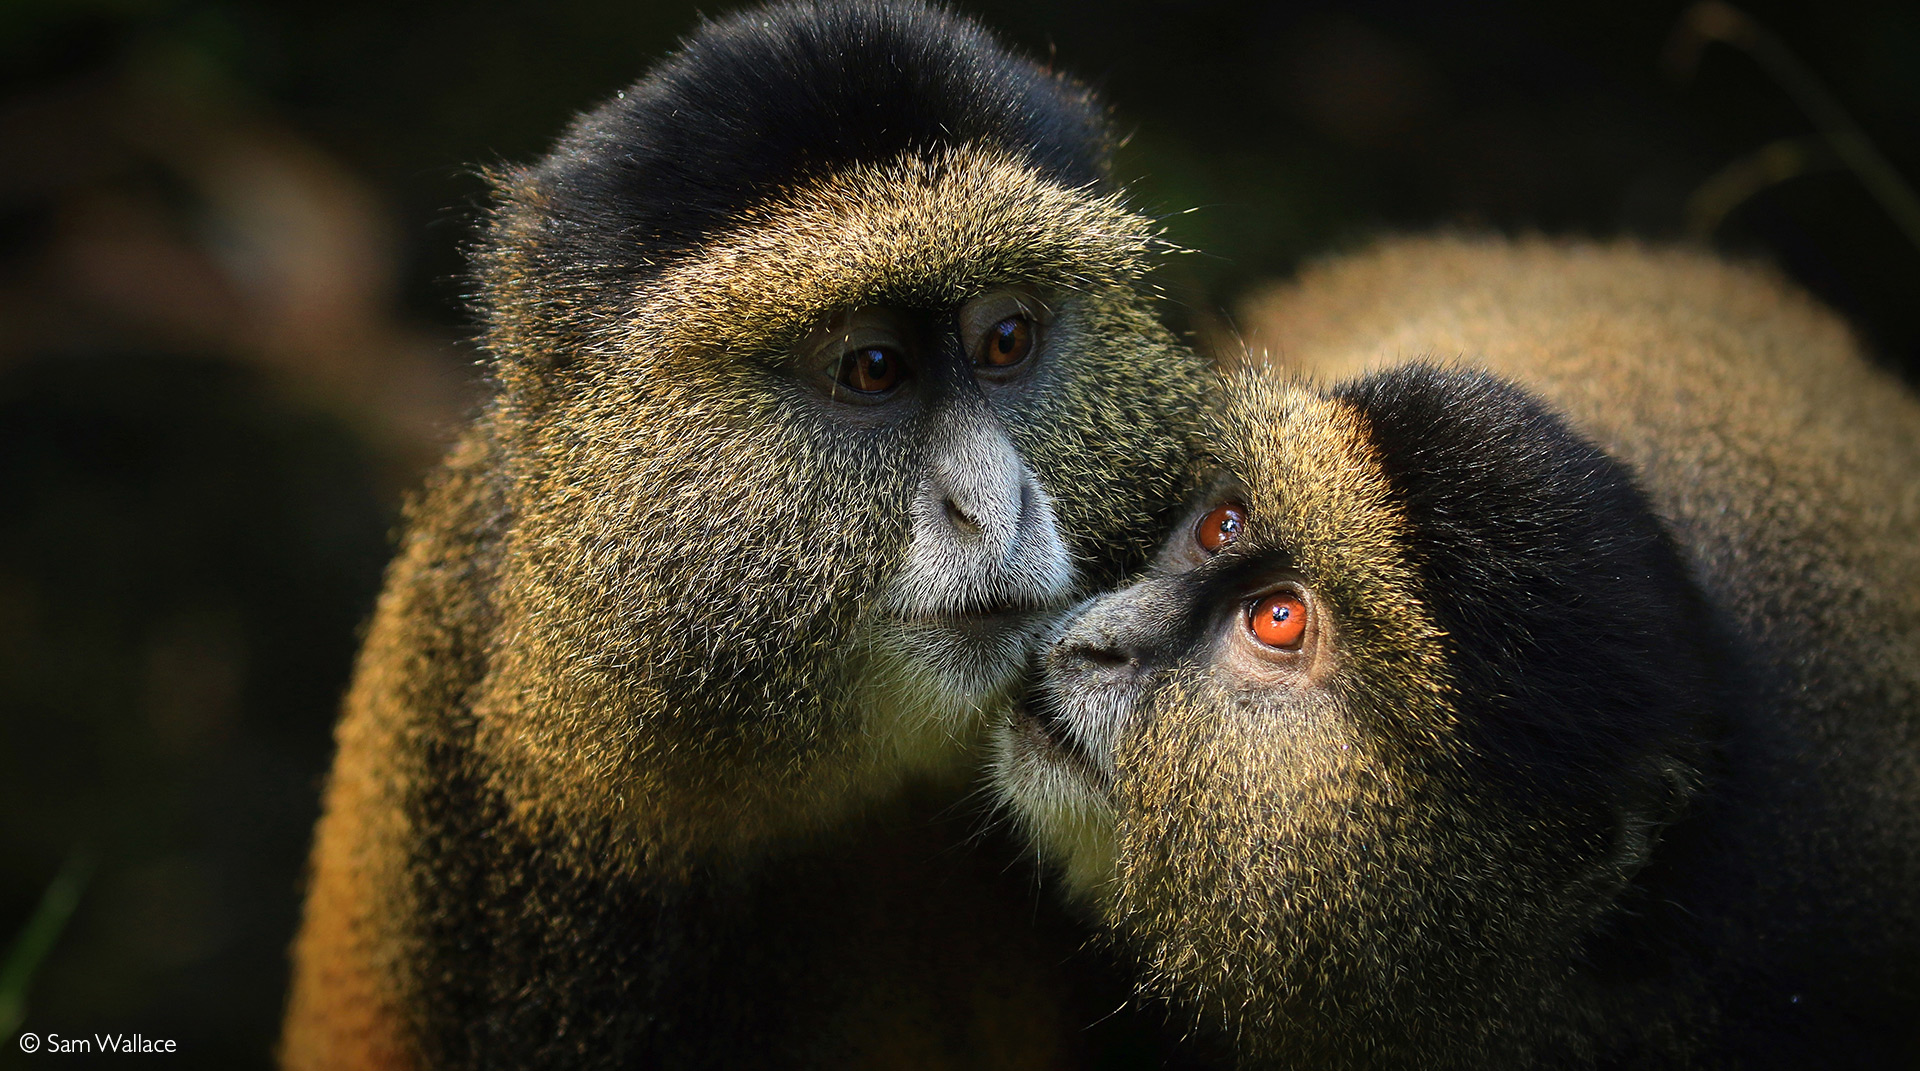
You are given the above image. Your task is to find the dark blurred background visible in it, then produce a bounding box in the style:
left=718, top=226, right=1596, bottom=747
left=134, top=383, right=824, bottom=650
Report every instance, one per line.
left=1, top=0, right=1914, bottom=1065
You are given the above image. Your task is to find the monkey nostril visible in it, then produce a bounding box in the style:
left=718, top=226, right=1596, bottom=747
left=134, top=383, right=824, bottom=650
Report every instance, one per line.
left=1065, top=642, right=1135, bottom=672
left=944, top=497, right=983, bottom=537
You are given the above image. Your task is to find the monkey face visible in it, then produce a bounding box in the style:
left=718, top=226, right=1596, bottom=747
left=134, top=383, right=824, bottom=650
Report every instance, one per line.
left=994, top=365, right=1719, bottom=1059
left=474, top=145, right=1204, bottom=849
left=791, top=290, right=1074, bottom=697
left=996, top=376, right=1428, bottom=904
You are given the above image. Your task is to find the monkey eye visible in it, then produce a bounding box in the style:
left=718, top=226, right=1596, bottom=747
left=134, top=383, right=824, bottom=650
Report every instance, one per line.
left=1195, top=501, right=1247, bottom=554
left=977, top=315, right=1034, bottom=368
left=959, top=290, right=1049, bottom=380
left=804, top=307, right=913, bottom=406
left=837, top=346, right=903, bottom=394
left=1247, top=590, right=1307, bottom=649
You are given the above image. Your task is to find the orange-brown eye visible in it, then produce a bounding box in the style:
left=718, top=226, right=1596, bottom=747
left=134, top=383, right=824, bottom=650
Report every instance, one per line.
left=978, top=315, right=1034, bottom=367
left=1196, top=501, right=1246, bottom=554
left=838, top=347, right=901, bottom=393
left=1249, top=591, right=1308, bottom=649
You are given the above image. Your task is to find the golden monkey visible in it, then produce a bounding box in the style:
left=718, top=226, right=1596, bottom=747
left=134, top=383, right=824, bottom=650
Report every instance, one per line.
left=283, top=2, right=1206, bottom=1066
left=996, top=237, right=1920, bottom=1068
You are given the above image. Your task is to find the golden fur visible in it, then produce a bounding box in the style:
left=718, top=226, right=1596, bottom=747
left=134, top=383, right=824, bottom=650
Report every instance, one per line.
left=286, top=123, right=1203, bottom=1071
left=997, top=235, right=1920, bottom=1067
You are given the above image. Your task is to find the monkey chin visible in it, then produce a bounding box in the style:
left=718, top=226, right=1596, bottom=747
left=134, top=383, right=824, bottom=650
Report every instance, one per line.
left=990, top=701, right=1121, bottom=909
left=856, top=607, right=1061, bottom=777
left=864, top=519, right=1079, bottom=765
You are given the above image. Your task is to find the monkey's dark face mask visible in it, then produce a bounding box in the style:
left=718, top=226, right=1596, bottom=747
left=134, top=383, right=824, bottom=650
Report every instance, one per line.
left=472, top=146, right=1206, bottom=851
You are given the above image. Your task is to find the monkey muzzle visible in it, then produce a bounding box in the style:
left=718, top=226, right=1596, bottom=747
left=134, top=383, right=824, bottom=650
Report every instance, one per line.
left=884, top=408, right=1075, bottom=695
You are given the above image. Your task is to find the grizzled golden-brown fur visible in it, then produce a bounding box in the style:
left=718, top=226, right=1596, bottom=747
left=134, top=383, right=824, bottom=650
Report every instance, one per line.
left=1242, top=239, right=1920, bottom=727
left=284, top=3, right=1206, bottom=1067
left=996, top=237, right=1920, bottom=1068
left=284, top=433, right=503, bottom=1070
left=474, top=147, right=1194, bottom=859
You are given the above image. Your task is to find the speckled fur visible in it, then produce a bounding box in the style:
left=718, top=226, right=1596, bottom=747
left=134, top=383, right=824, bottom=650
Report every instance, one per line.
left=1002, top=236, right=1920, bottom=1068
left=476, top=147, right=1195, bottom=859
left=282, top=3, right=1206, bottom=1067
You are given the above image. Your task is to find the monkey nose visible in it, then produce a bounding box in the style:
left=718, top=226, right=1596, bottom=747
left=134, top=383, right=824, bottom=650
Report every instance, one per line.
left=1052, top=629, right=1145, bottom=683
left=928, top=456, right=1023, bottom=546
left=896, top=409, right=1074, bottom=617
left=1061, top=640, right=1136, bottom=672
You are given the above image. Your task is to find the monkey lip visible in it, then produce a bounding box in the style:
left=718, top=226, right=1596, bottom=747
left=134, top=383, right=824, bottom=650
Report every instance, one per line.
left=900, top=601, right=1054, bottom=638
left=886, top=600, right=1064, bottom=696
left=919, top=607, right=1032, bottom=630
left=1011, top=702, right=1105, bottom=788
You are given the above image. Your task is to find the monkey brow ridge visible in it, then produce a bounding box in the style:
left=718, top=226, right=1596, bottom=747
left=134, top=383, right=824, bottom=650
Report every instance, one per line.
left=620, top=143, right=1162, bottom=358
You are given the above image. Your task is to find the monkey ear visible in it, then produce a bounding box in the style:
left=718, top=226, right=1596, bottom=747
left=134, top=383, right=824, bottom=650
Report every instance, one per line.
left=1577, top=755, right=1702, bottom=906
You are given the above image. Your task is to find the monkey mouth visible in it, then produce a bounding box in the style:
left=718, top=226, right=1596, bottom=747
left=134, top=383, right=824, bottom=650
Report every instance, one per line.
left=1010, top=698, right=1106, bottom=790
left=911, top=603, right=1045, bottom=633
left=883, top=597, right=1068, bottom=700
left=898, top=590, right=1064, bottom=638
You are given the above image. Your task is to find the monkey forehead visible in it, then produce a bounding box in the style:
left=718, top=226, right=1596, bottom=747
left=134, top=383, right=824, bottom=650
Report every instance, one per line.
left=1211, top=368, right=1454, bottom=713
left=618, top=145, right=1159, bottom=358
left=1214, top=371, right=1416, bottom=598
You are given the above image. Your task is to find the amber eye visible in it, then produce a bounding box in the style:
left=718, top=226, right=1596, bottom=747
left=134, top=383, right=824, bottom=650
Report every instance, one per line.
left=837, top=346, right=902, bottom=393
left=978, top=315, right=1034, bottom=367
left=1249, top=591, right=1308, bottom=649
left=1195, top=501, right=1246, bottom=554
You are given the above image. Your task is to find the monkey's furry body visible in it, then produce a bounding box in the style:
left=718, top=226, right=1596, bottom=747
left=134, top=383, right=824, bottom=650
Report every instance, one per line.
left=997, top=236, right=1920, bottom=1068
left=283, top=3, right=1205, bottom=1067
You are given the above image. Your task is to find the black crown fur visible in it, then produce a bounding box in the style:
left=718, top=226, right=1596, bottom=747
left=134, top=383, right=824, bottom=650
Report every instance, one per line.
left=520, top=0, right=1111, bottom=287
left=1338, top=365, right=1721, bottom=808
